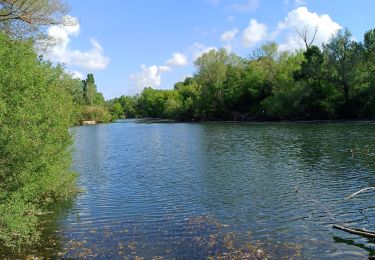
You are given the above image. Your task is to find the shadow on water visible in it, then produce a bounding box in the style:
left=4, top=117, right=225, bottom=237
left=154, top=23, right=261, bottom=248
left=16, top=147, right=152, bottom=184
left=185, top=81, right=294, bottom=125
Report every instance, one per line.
left=333, top=236, right=375, bottom=258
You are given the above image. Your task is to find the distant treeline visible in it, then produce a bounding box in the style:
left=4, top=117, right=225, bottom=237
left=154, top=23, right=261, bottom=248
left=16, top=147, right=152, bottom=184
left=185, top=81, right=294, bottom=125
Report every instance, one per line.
left=108, top=28, right=375, bottom=121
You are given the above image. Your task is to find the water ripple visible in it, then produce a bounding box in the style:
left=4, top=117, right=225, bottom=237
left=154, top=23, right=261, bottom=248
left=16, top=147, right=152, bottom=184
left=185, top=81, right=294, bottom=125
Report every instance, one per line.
left=36, top=121, right=375, bottom=258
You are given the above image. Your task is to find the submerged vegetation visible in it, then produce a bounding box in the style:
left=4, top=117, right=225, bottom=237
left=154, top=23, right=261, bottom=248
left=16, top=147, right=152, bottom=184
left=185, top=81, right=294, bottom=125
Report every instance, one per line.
left=5, top=214, right=301, bottom=259
left=108, top=27, right=375, bottom=121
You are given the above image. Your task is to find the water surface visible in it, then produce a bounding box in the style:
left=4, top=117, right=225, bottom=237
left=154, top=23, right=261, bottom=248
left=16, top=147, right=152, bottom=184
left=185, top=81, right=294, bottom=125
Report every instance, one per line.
left=11, top=120, right=375, bottom=258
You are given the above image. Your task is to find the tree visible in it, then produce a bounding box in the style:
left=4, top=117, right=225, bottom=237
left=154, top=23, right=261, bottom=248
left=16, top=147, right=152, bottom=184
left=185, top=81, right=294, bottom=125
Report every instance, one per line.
left=137, top=87, right=168, bottom=118
left=83, top=73, right=97, bottom=105
left=173, top=77, right=200, bottom=119
left=194, top=48, right=241, bottom=119
left=0, top=33, right=77, bottom=249
left=294, top=45, right=333, bottom=118
left=360, top=28, right=375, bottom=117
left=0, top=0, right=69, bottom=39
left=323, top=29, right=363, bottom=116
left=221, top=62, right=247, bottom=115
left=109, top=101, right=124, bottom=119
left=296, top=25, right=318, bottom=50
left=117, top=95, right=139, bottom=118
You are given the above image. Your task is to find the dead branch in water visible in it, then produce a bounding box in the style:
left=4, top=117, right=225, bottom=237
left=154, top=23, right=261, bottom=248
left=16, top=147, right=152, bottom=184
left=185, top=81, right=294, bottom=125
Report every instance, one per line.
left=345, top=187, right=375, bottom=200
left=333, top=225, right=375, bottom=239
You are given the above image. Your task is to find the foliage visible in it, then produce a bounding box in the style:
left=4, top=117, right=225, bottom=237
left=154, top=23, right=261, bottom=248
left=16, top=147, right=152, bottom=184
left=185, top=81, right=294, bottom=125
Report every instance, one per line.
left=0, top=0, right=69, bottom=39
left=0, top=33, right=77, bottom=249
left=80, top=105, right=112, bottom=123
left=115, top=27, right=375, bottom=121
left=76, top=73, right=111, bottom=123
left=323, top=28, right=364, bottom=117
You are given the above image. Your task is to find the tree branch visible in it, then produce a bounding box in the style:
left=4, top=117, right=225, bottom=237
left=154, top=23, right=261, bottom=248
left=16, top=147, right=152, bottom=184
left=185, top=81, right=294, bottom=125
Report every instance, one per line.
left=345, top=187, right=375, bottom=200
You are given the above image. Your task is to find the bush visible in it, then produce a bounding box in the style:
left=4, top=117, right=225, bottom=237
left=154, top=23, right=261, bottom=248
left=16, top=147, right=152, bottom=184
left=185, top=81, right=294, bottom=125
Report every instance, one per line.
left=0, top=33, right=77, bottom=249
left=80, top=105, right=112, bottom=122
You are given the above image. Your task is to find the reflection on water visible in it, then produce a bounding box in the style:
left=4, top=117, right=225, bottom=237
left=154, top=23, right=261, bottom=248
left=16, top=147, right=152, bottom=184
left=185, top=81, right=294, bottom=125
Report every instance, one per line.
left=333, top=236, right=375, bottom=258
left=3, top=120, right=375, bottom=258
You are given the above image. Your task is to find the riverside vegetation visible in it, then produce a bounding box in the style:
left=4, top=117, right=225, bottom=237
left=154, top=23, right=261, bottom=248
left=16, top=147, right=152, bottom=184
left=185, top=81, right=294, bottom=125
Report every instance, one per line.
left=0, top=0, right=111, bottom=251
left=1, top=0, right=375, bottom=255
left=0, top=33, right=112, bottom=249
left=107, top=28, right=375, bottom=121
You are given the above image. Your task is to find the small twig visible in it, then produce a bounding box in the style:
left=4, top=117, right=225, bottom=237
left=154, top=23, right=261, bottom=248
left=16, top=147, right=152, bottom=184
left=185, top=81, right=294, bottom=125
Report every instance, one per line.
left=345, top=187, right=375, bottom=200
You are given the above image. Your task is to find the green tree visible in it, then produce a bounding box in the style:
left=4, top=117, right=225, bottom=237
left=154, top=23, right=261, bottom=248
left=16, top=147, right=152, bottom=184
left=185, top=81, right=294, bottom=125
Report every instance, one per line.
left=323, top=29, right=363, bottom=117
left=137, top=87, right=168, bottom=118
left=361, top=28, right=375, bottom=117
left=119, top=95, right=139, bottom=118
left=194, top=48, right=242, bottom=119
left=0, top=33, right=77, bottom=249
left=109, top=101, right=124, bottom=119
left=174, top=77, right=200, bottom=119
left=83, top=73, right=96, bottom=105
left=294, top=45, right=334, bottom=118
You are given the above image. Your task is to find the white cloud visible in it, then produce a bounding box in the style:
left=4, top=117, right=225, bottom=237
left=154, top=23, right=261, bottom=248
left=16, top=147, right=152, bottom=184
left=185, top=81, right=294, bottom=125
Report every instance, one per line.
left=159, top=65, right=172, bottom=72
left=45, top=15, right=110, bottom=70
left=189, top=42, right=218, bottom=60
left=129, top=65, right=171, bottom=91
left=221, top=28, right=239, bottom=42
left=128, top=43, right=219, bottom=93
left=166, top=52, right=188, bottom=67
left=275, top=7, right=341, bottom=51
left=229, top=0, right=260, bottom=12
left=242, top=19, right=268, bottom=47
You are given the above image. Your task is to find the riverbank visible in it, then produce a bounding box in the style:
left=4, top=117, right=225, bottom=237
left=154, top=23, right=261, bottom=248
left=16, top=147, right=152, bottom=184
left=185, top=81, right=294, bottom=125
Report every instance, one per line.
left=119, top=117, right=375, bottom=125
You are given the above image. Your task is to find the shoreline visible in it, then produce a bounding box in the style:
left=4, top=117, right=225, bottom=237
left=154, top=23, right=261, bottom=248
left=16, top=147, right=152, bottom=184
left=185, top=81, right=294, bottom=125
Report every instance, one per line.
left=114, top=118, right=375, bottom=125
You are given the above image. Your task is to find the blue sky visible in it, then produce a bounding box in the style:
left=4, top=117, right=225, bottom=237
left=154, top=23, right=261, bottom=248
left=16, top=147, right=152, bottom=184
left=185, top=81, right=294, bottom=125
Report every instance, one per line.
left=45, top=0, right=375, bottom=99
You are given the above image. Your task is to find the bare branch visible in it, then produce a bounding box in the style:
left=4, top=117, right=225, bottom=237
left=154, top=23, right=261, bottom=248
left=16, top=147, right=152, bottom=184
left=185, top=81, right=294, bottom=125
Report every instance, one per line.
left=345, top=187, right=375, bottom=200
left=309, top=25, right=318, bottom=47
left=296, top=25, right=319, bottom=50
left=0, top=0, right=69, bottom=39
left=333, top=225, right=375, bottom=238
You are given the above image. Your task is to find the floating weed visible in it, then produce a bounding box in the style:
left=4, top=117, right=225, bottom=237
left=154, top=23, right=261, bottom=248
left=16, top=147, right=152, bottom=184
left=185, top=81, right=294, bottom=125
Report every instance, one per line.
left=127, top=240, right=137, bottom=253
left=10, top=214, right=302, bottom=259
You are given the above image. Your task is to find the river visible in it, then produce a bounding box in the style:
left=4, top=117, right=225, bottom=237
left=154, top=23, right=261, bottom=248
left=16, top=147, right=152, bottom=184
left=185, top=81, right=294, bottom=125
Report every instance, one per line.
left=8, top=120, right=375, bottom=259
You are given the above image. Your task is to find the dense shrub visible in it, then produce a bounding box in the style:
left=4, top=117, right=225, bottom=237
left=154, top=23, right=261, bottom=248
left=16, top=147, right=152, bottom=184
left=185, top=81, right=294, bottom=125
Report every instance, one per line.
left=0, top=33, right=77, bottom=249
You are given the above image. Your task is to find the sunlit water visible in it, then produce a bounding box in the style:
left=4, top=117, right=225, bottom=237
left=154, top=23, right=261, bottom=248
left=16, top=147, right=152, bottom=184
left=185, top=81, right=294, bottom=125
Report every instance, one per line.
left=5, top=120, right=375, bottom=259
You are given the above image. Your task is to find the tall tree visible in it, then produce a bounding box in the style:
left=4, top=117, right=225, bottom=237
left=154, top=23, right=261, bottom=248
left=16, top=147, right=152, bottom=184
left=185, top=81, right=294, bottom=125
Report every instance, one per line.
left=83, top=73, right=97, bottom=106
left=294, top=45, right=332, bottom=118
left=323, top=28, right=363, bottom=116
left=361, top=28, right=375, bottom=116
left=194, top=49, right=241, bottom=118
